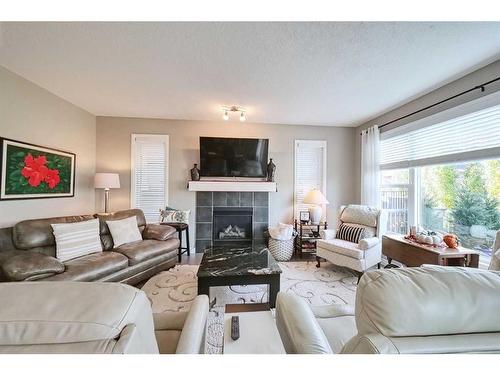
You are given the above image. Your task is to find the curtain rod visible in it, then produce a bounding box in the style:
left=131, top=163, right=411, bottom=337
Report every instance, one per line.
left=360, top=76, right=500, bottom=135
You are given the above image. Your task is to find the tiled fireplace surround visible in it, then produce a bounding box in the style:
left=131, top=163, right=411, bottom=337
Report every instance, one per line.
left=195, top=192, right=269, bottom=252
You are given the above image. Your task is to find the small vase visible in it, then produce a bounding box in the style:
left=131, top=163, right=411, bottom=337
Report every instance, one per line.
left=267, top=159, right=276, bottom=182
left=190, top=163, right=200, bottom=181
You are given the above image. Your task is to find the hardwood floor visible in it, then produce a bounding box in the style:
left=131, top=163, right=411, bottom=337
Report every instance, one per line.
left=180, top=253, right=203, bottom=265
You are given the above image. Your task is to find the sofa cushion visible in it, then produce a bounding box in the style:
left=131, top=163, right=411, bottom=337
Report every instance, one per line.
left=12, top=215, right=94, bottom=252
left=340, top=205, right=379, bottom=227
left=356, top=266, right=500, bottom=337
left=43, top=251, right=128, bottom=281
left=0, top=251, right=65, bottom=281
left=317, top=239, right=364, bottom=259
left=114, top=238, right=179, bottom=266
left=315, top=315, right=357, bottom=354
left=0, top=282, right=158, bottom=353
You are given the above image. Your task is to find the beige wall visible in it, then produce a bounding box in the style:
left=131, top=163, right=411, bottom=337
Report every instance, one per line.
left=354, top=59, right=500, bottom=200
left=96, top=117, right=357, bottom=247
left=0, top=66, right=96, bottom=227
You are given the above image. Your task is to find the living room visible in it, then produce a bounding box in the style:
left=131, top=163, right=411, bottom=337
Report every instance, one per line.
left=1, top=1, right=500, bottom=373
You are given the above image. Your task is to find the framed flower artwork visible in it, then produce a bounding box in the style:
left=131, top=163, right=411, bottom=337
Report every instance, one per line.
left=0, top=138, right=76, bottom=200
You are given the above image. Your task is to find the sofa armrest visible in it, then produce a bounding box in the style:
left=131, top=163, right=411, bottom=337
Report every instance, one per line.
left=175, top=295, right=209, bottom=354
left=310, top=304, right=355, bottom=318
left=359, top=237, right=380, bottom=250
left=0, top=251, right=64, bottom=281
left=342, top=333, right=399, bottom=354
left=275, top=292, right=333, bottom=354
left=143, top=224, right=177, bottom=241
left=320, top=229, right=337, bottom=240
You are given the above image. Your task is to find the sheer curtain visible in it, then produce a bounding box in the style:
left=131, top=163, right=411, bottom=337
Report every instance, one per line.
left=361, top=125, right=380, bottom=207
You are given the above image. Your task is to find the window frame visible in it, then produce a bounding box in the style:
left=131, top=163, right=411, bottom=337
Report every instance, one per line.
left=130, top=134, right=169, bottom=222
left=293, top=139, right=327, bottom=219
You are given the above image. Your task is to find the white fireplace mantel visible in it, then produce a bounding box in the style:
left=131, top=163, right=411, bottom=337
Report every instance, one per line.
left=187, top=180, right=277, bottom=192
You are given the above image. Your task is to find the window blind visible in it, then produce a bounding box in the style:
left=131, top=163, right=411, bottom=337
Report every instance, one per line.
left=294, top=140, right=327, bottom=218
left=131, top=135, right=169, bottom=223
left=380, top=103, right=500, bottom=170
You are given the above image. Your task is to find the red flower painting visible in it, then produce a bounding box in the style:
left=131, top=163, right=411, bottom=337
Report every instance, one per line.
left=21, top=154, right=61, bottom=189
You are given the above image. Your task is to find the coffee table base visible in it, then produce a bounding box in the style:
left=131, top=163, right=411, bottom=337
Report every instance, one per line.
left=197, top=273, right=280, bottom=308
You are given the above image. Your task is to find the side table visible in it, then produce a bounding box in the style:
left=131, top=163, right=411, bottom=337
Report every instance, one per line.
left=223, top=309, right=285, bottom=354
left=160, top=222, right=190, bottom=262
left=294, top=220, right=328, bottom=258
left=382, top=234, right=480, bottom=268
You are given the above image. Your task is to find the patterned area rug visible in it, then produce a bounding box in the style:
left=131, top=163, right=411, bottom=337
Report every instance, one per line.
left=142, top=261, right=358, bottom=354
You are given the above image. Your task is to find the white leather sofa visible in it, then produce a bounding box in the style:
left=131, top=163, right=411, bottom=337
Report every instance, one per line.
left=0, top=281, right=208, bottom=354
left=316, top=205, right=388, bottom=278
left=276, top=266, right=500, bottom=354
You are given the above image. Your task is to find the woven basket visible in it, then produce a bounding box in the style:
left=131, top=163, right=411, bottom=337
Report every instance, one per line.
left=268, top=234, right=296, bottom=262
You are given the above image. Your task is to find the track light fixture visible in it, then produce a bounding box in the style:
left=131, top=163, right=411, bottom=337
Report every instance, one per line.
left=222, top=106, right=246, bottom=122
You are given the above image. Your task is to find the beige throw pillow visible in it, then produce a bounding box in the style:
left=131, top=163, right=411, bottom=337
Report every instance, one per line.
left=106, top=216, right=143, bottom=248
left=51, top=219, right=102, bottom=262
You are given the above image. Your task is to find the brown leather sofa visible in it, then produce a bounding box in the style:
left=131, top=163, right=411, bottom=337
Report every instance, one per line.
left=0, top=209, right=179, bottom=284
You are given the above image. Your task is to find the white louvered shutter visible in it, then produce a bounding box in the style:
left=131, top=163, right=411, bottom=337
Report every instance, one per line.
left=131, top=134, right=169, bottom=223
left=381, top=102, right=500, bottom=170
left=294, top=140, right=327, bottom=218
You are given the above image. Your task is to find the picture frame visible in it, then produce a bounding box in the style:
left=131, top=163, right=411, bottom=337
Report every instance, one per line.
left=0, top=137, right=76, bottom=200
left=299, top=210, right=310, bottom=224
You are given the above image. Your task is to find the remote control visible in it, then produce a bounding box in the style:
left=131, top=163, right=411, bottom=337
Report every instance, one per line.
left=231, top=316, right=240, bottom=340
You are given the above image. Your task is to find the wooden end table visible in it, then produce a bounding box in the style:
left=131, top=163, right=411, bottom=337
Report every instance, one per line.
left=160, top=222, right=190, bottom=262
left=382, top=234, right=480, bottom=268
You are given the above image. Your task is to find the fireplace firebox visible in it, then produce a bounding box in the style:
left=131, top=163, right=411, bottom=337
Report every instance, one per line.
left=213, top=207, right=253, bottom=246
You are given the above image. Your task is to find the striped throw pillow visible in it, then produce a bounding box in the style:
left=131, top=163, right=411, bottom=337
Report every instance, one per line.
left=51, top=219, right=102, bottom=262
left=336, top=223, right=366, bottom=244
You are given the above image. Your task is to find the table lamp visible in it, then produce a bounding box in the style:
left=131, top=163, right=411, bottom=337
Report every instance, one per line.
left=94, top=173, right=120, bottom=213
left=303, top=188, right=329, bottom=224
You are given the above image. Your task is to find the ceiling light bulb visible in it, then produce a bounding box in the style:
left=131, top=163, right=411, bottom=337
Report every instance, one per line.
left=240, top=112, right=246, bottom=122
left=222, top=110, right=229, bottom=121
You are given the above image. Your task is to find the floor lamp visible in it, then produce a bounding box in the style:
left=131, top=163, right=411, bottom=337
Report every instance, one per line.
left=94, top=173, right=120, bottom=213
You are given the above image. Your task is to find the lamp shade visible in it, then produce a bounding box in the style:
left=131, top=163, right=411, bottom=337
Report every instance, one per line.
left=303, top=188, right=329, bottom=205
left=94, top=173, right=120, bottom=189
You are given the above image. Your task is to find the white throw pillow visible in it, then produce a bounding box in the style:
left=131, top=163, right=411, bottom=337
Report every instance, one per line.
left=106, top=216, right=143, bottom=248
left=51, top=219, right=102, bottom=262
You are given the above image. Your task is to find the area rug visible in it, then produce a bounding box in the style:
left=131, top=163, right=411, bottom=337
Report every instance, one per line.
left=142, top=261, right=358, bottom=354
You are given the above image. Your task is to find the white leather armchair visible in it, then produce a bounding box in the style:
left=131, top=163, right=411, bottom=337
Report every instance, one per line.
left=316, top=205, right=387, bottom=279
left=0, top=281, right=208, bottom=354
left=276, top=266, right=500, bottom=354
left=154, top=294, right=209, bottom=354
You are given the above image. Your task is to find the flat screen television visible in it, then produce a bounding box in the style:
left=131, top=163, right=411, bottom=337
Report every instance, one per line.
left=200, top=137, right=269, bottom=178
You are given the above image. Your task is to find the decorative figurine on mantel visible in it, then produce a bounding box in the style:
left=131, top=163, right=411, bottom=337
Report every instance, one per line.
left=267, top=158, right=276, bottom=182
left=190, top=163, right=200, bottom=181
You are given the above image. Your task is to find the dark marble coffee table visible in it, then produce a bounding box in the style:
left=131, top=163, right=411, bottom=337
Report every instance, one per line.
left=196, top=245, right=282, bottom=308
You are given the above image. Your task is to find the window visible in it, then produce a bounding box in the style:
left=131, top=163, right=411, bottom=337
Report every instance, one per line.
left=294, top=140, right=327, bottom=219
left=380, top=95, right=500, bottom=267
left=131, top=134, right=169, bottom=223
left=380, top=169, right=413, bottom=234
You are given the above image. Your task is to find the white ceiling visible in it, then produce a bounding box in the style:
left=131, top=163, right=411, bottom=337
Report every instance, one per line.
left=1, top=22, right=499, bottom=127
